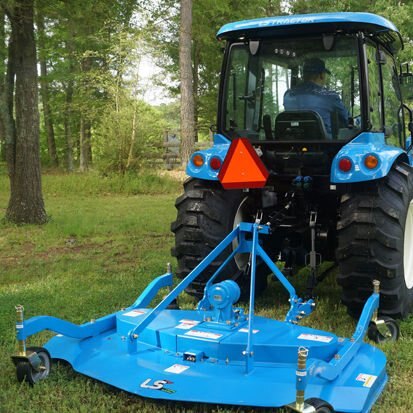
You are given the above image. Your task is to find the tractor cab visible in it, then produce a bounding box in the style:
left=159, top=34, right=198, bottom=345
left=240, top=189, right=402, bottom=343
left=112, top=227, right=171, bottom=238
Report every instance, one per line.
left=215, top=13, right=410, bottom=182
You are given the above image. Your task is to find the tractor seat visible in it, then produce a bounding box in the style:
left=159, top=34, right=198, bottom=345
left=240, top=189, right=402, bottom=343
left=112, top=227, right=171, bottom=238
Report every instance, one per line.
left=274, top=110, right=328, bottom=140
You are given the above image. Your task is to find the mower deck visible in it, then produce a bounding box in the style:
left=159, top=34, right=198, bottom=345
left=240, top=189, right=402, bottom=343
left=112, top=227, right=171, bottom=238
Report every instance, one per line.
left=12, top=222, right=392, bottom=413
left=45, top=308, right=387, bottom=412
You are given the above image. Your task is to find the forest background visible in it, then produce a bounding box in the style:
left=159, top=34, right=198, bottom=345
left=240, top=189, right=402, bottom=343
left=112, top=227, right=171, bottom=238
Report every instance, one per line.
left=1, top=0, right=413, bottom=188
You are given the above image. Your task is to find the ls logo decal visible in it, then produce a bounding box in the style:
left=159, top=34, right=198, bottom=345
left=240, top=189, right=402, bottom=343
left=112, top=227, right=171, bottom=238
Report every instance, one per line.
left=140, top=378, right=176, bottom=394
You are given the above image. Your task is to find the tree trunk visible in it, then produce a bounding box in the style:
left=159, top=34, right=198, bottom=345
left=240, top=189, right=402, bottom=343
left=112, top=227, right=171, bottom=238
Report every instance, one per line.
left=126, top=104, right=138, bottom=170
left=0, top=10, right=16, bottom=176
left=4, top=0, right=47, bottom=224
left=179, top=0, right=195, bottom=165
left=63, top=36, right=75, bottom=172
left=0, top=8, right=6, bottom=161
left=79, top=116, right=91, bottom=172
left=192, top=40, right=199, bottom=143
left=79, top=55, right=93, bottom=171
left=36, top=11, right=58, bottom=167
left=64, top=80, right=74, bottom=171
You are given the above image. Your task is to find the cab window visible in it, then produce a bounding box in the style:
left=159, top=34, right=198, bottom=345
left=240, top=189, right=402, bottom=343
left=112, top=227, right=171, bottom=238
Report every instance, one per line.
left=380, top=49, right=403, bottom=147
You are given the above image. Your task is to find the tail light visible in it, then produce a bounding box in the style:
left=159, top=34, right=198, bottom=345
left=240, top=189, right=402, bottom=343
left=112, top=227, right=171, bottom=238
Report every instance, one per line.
left=338, top=158, right=352, bottom=172
left=209, top=157, right=222, bottom=171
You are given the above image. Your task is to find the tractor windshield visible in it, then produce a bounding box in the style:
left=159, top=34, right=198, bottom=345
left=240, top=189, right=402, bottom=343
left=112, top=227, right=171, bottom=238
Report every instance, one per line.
left=222, top=35, right=361, bottom=141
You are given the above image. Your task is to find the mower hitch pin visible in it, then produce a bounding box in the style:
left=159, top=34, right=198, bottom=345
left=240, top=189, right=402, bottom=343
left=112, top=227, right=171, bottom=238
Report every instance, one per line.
left=15, top=305, right=26, bottom=356
left=295, top=347, right=309, bottom=411
left=167, top=263, right=173, bottom=292
left=372, top=280, right=380, bottom=323
left=371, top=280, right=392, bottom=338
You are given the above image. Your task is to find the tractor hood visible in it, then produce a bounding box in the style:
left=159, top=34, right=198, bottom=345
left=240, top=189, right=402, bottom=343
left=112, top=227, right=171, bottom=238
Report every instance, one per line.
left=217, top=12, right=403, bottom=52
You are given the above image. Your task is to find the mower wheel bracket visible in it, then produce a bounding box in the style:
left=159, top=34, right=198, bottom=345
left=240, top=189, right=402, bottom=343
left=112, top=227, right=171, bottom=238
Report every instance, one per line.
left=317, top=286, right=382, bottom=381
left=287, top=402, right=317, bottom=412
left=131, top=273, right=174, bottom=309
left=368, top=316, right=400, bottom=343
left=12, top=347, right=51, bottom=385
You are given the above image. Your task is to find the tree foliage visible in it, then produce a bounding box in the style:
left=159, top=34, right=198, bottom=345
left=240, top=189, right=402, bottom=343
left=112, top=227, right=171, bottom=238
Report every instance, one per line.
left=1, top=0, right=413, bottom=180
left=142, top=0, right=284, bottom=140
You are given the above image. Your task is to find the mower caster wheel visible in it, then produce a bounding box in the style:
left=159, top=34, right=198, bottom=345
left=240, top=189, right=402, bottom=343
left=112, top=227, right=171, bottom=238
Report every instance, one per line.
left=367, top=316, right=400, bottom=343
left=16, top=347, right=51, bottom=385
left=305, top=398, right=335, bottom=413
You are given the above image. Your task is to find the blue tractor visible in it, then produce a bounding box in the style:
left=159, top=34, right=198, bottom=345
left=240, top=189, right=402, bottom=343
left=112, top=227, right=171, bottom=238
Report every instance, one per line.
left=172, top=12, right=413, bottom=319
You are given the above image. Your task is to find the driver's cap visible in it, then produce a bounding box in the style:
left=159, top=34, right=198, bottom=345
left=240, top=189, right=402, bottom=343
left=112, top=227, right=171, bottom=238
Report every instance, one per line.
left=303, top=58, right=331, bottom=75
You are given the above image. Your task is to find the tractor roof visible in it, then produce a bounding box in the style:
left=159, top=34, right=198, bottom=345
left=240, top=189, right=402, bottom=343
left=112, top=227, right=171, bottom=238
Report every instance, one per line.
left=217, top=12, right=403, bottom=52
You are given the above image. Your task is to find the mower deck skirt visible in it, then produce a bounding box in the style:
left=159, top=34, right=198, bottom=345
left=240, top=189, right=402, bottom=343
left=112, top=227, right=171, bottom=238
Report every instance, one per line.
left=45, top=309, right=387, bottom=412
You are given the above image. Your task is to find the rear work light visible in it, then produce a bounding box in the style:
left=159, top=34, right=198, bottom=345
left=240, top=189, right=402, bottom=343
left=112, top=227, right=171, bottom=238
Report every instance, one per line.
left=191, top=154, right=204, bottom=167
left=338, top=158, right=353, bottom=173
left=209, top=157, right=222, bottom=171
left=364, top=154, right=379, bottom=169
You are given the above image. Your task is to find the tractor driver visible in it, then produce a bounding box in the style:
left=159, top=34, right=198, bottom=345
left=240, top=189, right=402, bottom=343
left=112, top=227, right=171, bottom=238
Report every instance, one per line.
left=283, top=58, right=349, bottom=138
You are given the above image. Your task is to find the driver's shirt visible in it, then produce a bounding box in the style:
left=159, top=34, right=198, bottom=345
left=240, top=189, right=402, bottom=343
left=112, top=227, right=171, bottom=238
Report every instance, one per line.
left=283, top=81, right=349, bottom=138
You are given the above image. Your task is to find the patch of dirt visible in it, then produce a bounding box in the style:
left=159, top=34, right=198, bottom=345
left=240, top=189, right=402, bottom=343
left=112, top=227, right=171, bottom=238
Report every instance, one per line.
left=0, top=239, right=116, bottom=268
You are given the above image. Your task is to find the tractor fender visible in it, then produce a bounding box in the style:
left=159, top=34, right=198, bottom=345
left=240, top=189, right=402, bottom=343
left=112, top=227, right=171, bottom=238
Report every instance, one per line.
left=331, top=131, right=410, bottom=183
left=186, top=134, right=230, bottom=180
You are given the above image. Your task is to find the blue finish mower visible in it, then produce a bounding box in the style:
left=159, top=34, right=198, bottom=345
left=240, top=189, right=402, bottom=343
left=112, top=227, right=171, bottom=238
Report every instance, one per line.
left=12, top=220, right=398, bottom=413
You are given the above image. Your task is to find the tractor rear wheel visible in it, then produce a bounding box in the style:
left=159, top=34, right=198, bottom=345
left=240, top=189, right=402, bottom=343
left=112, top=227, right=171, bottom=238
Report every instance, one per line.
left=337, top=162, right=413, bottom=319
left=171, top=178, right=268, bottom=297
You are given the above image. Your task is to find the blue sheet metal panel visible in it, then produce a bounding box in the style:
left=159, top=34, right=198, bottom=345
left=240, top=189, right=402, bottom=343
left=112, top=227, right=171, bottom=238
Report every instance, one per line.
left=117, top=309, right=173, bottom=350
left=176, top=330, right=230, bottom=360
left=331, top=132, right=407, bottom=183
left=322, top=345, right=388, bottom=413
left=116, top=309, right=149, bottom=336
left=44, top=307, right=387, bottom=412
left=117, top=309, right=339, bottom=364
left=118, top=309, right=204, bottom=352
left=44, top=329, right=386, bottom=412
left=217, top=316, right=338, bottom=362
left=217, top=12, right=400, bottom=43
left=186, top=134, right=230, bottom=180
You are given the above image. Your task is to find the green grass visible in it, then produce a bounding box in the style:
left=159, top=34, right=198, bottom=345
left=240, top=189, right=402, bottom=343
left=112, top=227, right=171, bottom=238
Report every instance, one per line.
left=0, top=172, right=412, bottom=412
left=0, top=170, right=182, bottom=199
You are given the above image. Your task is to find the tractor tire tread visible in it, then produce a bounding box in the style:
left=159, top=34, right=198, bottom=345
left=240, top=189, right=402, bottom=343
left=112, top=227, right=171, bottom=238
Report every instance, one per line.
left=336, top=162, right=413, bottom=318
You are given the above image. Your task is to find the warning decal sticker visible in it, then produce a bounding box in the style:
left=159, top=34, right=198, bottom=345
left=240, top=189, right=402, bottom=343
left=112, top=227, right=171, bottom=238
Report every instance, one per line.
left=123, top=309, right=146, bottom=317
left=356, top=374, right=378, bottom=388
left=175, top=319, right=200, bottom=330
left=185, top=330, right=223, bottom=340
left=164, top=364, right=190, bottom=374
left=297, top=333, right=334, bottom=343
left=239, top=328, right=259, bottom=334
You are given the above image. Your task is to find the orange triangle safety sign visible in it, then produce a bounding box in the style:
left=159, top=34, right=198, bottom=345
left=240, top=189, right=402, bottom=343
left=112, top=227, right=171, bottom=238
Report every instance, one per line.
left=218, top=138, right=269, bottom=189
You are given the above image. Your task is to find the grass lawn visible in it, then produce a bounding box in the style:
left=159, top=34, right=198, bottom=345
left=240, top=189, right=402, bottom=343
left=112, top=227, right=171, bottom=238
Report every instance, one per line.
left=0, top=172, right=412, bottom=412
